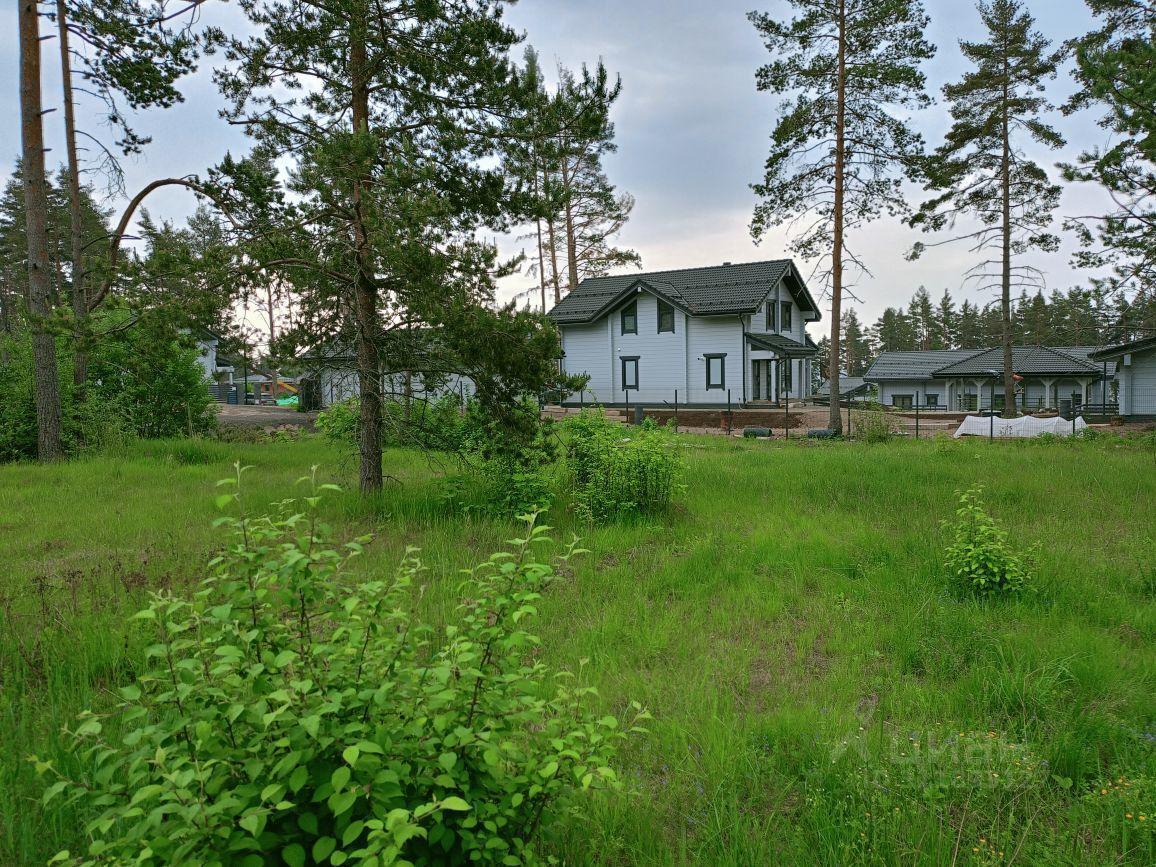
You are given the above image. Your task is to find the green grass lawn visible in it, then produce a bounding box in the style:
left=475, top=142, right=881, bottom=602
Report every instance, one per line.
left=2, top=433, right=1154, bottom=864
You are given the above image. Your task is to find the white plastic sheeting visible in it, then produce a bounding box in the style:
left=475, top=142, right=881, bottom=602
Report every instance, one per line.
left=953, top=414, right=1089, bottom=438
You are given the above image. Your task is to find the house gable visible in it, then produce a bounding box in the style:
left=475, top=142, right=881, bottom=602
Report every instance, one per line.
left=547, top=258, right=820, bottom=327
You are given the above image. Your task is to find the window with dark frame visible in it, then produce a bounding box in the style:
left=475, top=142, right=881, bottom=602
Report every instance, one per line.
left=925, top=393, right=939, bottom=408
left=781, top=359, right=793, bottom=392
left=657, top=300, right=675, bottom=333
left=705, top=354, right=725, bottom=390
left=893, top=394, right=913, bottom=410
left=780, top=301, right=792, bottom=332
left=621, top=301, right=637, bottom=335
left=766, top=301, right=777, bottom=331
left=621, top=356, right=639, bottom=390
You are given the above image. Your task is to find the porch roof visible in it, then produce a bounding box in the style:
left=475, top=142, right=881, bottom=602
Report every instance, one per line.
left=745, top=331, right=819, bottom=358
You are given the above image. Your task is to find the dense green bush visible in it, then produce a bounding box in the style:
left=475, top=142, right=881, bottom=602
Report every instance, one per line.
left=315, top=397, right=361, bottom=442
left=446, top=399, right=557, bottom=517
left=33, top=475, right=647, bottom=865
left=0, top=321, right=216, bottom=461
left=317, top=394, right=470, bottom=452
left=563, top=411, right=683, bottom=522
left=943, top=487, right=1034, bottom=598
left=849, top=403, right=902, bottom=443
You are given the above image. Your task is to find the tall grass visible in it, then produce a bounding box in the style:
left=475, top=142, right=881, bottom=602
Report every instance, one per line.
left=2, top=433, right=1154, bottom=864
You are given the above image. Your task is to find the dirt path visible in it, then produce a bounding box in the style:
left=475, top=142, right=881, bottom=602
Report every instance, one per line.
left=215, top=404, right=317, bottom=428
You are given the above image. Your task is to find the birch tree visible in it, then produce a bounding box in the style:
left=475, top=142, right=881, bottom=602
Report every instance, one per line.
left=749, top=0, right=934, bottom=434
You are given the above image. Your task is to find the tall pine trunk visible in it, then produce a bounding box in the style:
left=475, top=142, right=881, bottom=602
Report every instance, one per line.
left=545, top=209, right=562, bottom=305
left=349, top=16, right=383, bottom=493
left=56, top=0, right=89, bottom=395
left=20, top=0, right=64, bottom=460
left=561, top=155, right=579, bottom=294
left=828, top=0, right=846, bottom=436
left=533, top=168, right=547, bottom=311
left=1000, top=62, right=1015, bottom=418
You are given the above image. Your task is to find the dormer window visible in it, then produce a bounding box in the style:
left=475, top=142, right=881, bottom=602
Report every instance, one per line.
left=780, top=302, right=792, bottom=331
left=621, top=301, right=637, bottom=335
left=657, top=300, right=675, bottom=333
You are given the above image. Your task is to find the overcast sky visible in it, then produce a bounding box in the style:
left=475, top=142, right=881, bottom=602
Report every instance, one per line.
left=0, top=0, right=1112, bottom=334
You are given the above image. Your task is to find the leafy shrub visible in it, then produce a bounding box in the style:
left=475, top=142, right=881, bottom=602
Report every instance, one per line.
left=385, top=393, right=468, bottom=451
left=564, top=411, right=683, bottom=522
left=446, top=399, right=557, bottom=517
left=943, top=487, right=1033, bottom=598
left=316, top=397, right=361, bottom=443
left=33, top=474, right=647, bottom=865
left=0, top=318, right=216, bottom=461
left=849, top=404, right=902, bottom=443
left=317, top=394, right=469, bottom=452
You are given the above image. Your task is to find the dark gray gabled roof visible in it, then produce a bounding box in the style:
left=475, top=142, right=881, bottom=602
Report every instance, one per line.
left=1089, top=335, right=1156, bottom=360
left=745, top=331, right=819, bottom=358
left=815, top=376, right=870, bottom=397
left=546, top=259, right=820, bottom=325
left=933, top=346, right=1100, bottom=377
left=863, top=349, right=983, bottom=381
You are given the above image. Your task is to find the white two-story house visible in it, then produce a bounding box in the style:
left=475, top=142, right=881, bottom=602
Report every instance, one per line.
left=546, top=259, right=821, bottom=407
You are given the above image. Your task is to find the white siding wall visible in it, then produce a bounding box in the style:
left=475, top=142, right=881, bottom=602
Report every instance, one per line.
left=748, top=276, right=813, bottom=399
left=878, top=380, right=933, bottom=406
left=561, top=293, right=688, bottom=404
left=1130, top=351, right=1156, bottom=413
left=195, top=338, right=217, bottom=381
left=606, top=292, right=689, bottom=404
left=752, top=276, right=807, bottom=343
left=316, top=369, right=475, bottom=408
left=559, top=322, right=610, bottom=402
left=686, top=314, right=745, bottom=404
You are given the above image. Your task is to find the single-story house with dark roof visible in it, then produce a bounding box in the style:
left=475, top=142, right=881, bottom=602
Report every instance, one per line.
left=545, top=259, right=821, bottom=407
left=863, top=346, right=1111, bottom=412
left=1090, top=335, right=1156, bottom=418
left=299, top=339, right=476, bottom=409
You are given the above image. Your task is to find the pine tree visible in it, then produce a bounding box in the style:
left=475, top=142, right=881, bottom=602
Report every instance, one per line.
left=218, top=0, right=577, bottom=493
left=18, top=0, right=63, bottom=459
left=910, top=0, right=1064, bottom=416
left=749, top=0, right=934, bottom=434
left=552, top=64, right=639, bottom=296
left=507, top=51, right=637, bottom=308
left=958, top=299, right=983, bottom=347
left=908, top=285, right=936, bottom=349
left=1063, top=0, right=1156, bottom=298
left=936, top=288, right=958, bottom=348
left=841, top=308, right=871, bottom=375
left=48, top=0, right=209, bottom=392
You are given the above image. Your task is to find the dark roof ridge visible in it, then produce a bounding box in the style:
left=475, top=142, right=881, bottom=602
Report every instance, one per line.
left=601, top=257, right=792, bottom=279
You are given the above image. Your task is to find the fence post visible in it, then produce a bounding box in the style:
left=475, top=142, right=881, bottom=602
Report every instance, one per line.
left=846, top=399, right=852, bottom=439
left=785, top=396, right=790, bottom=440
left=673, top=389, right=678, bottom=434
left=625, top=390, right=631, bottom=424
left=727, top=389, right=732, bottom=434
left=990, top=382, right=995, bottom=441
left=915, top=400, right=920, bottom=440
